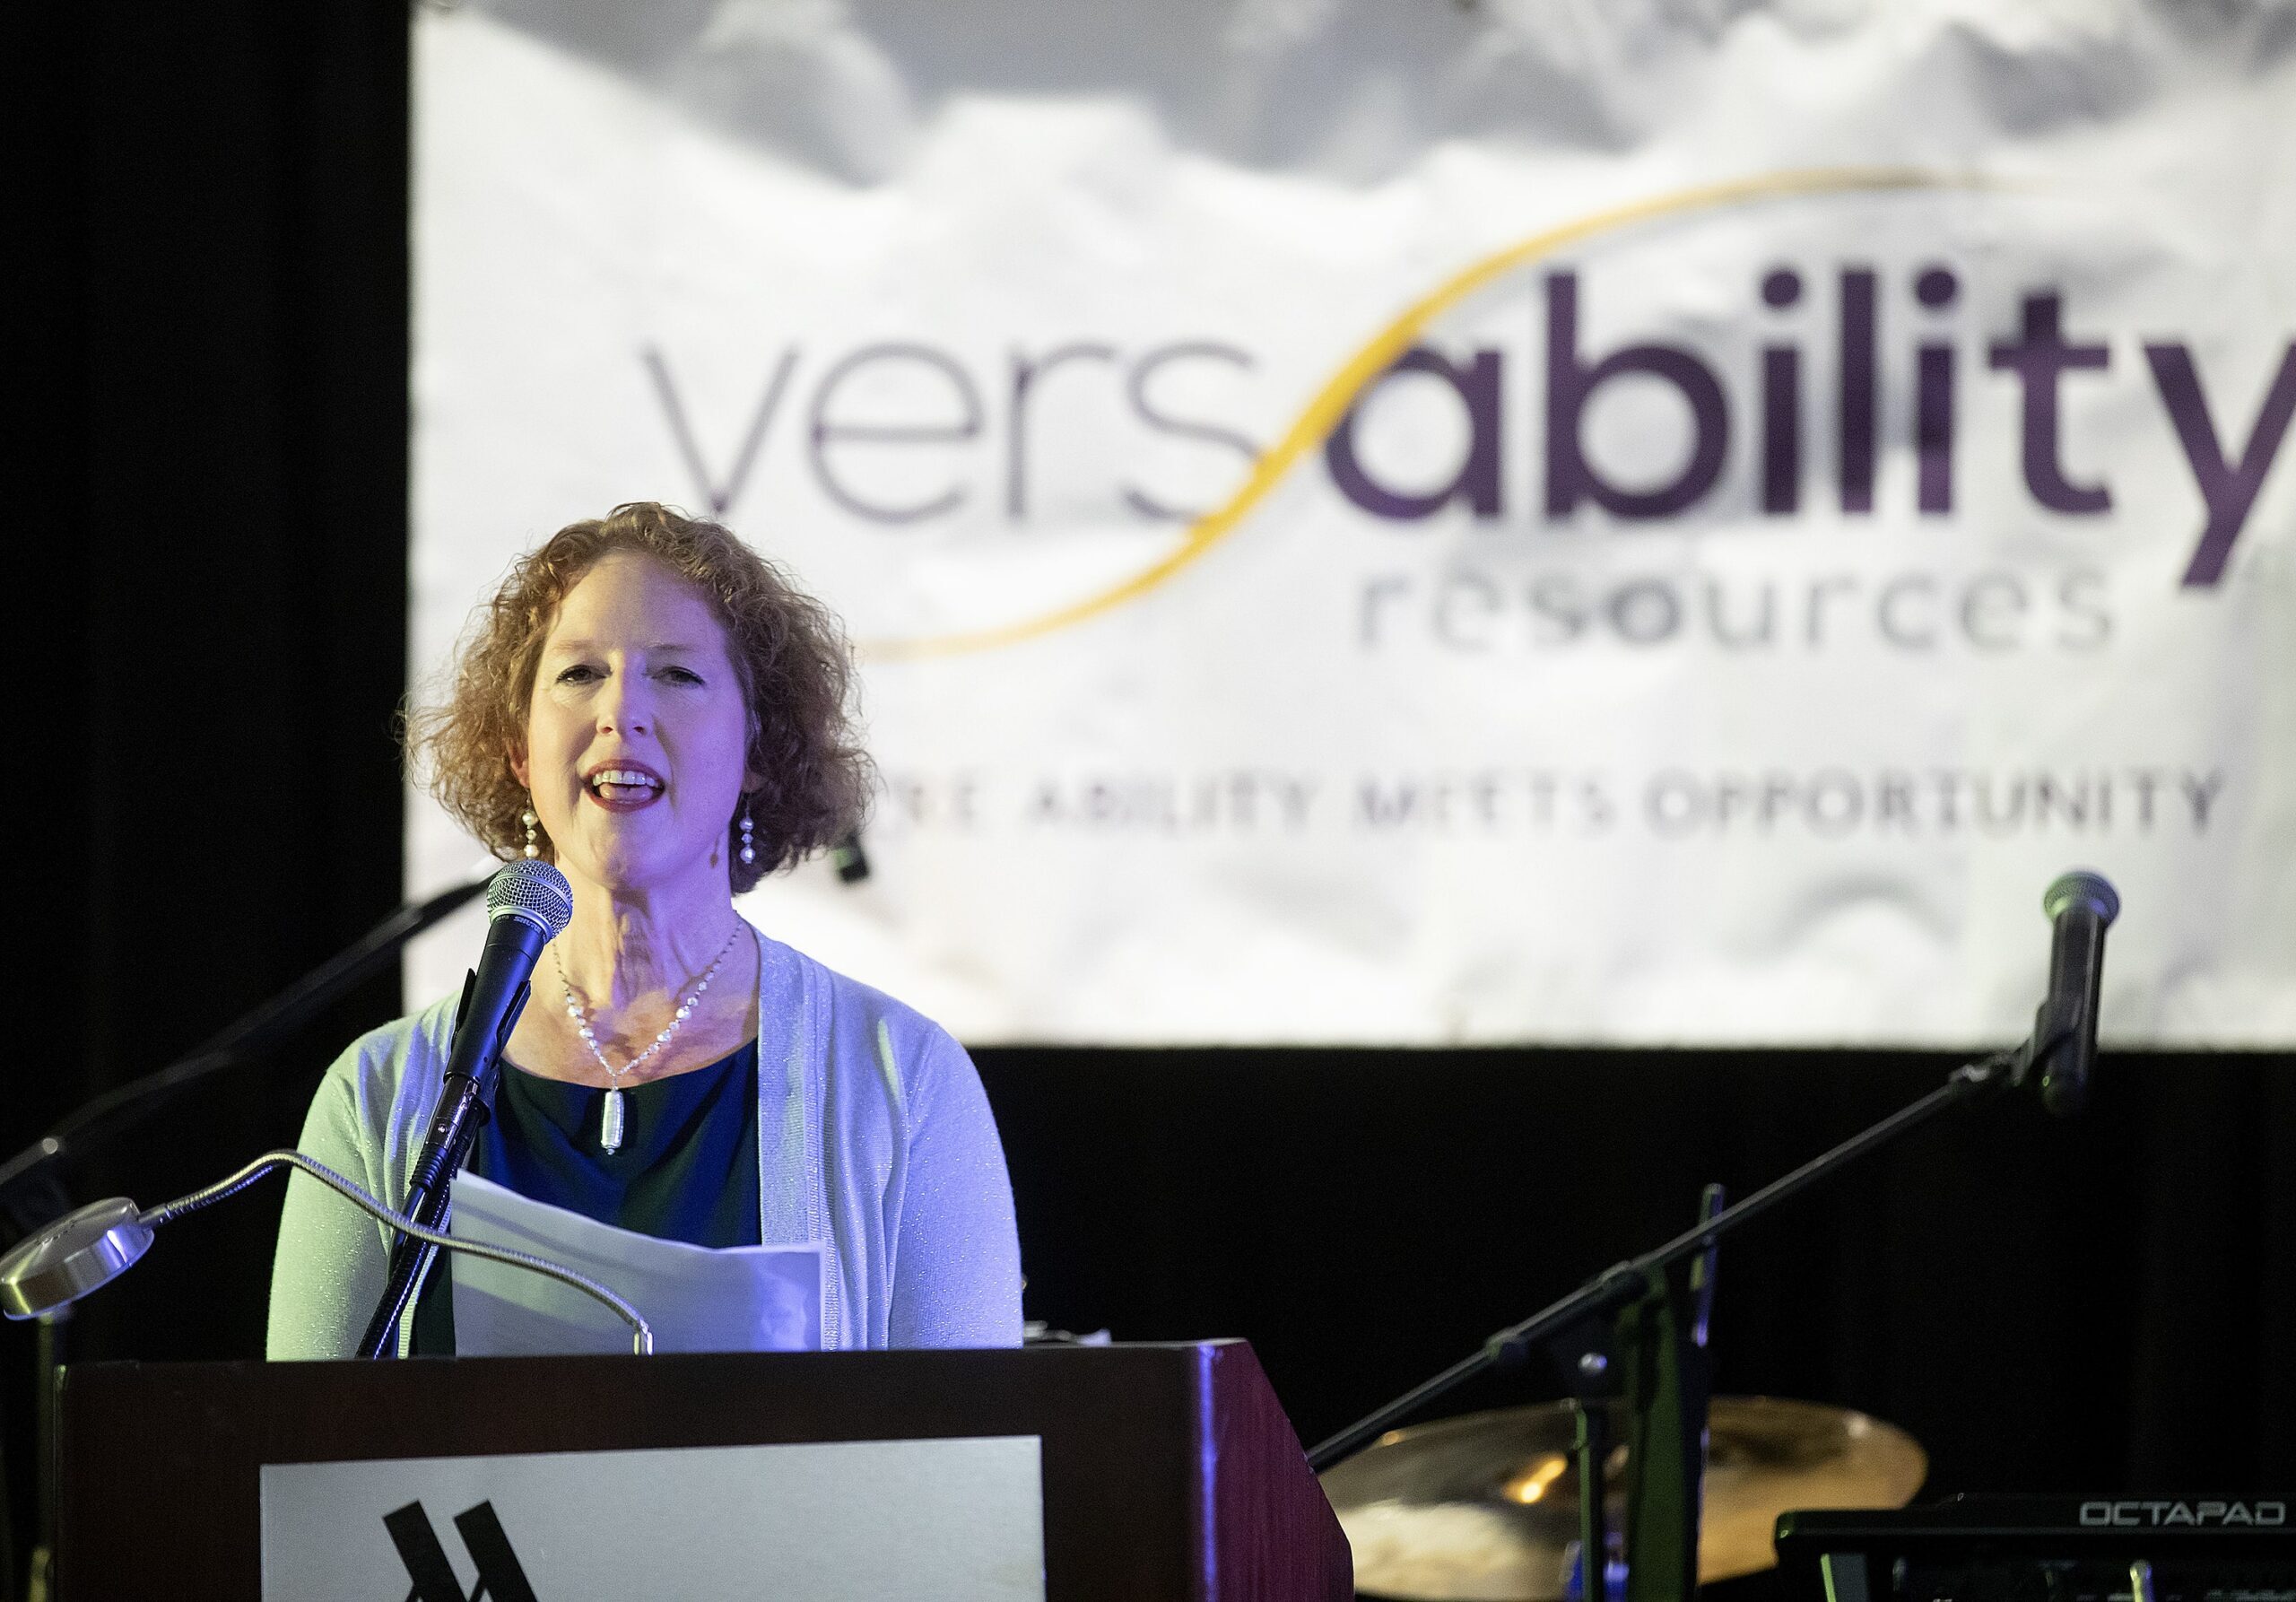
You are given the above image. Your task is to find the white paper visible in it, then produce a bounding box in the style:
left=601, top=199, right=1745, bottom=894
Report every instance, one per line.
left=445, top=1171, right=822, bottom=1355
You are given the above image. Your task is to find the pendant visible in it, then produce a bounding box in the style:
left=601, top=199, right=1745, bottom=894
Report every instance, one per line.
left=600, top=1087, right=626, bottom=1154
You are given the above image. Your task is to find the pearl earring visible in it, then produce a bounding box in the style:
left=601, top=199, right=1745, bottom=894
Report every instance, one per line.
left=521, top=807, right=539, bottom=858
left=738, top=800, right=756, bottom=866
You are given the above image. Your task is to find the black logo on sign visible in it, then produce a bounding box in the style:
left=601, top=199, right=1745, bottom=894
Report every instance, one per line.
left=383, top=1499, right=540, bottom=1602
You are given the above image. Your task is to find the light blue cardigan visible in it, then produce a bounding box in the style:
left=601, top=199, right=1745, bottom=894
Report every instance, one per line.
left=265, top=925, right=1023, bottom=1358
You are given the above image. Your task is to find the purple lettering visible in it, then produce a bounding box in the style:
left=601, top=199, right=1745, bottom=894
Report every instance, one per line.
left=1123, top=341, right=1261, bottom=522
left=1987, top=293, right=2111, bottom=514
left=1327, top=345, right=1503, bottom=520
left=807, top=342, right=982, bottom=524
left=1007, top=343, right=1116, bottom=518
left=1544, top=272, right=1728, bottom=519
left=1761, top=268, right=1803, bottom=515
left=1839, top=268, right=1877, bottom=513
left=2143, top=340, right=2296, bottom=586
left=1915, top=266, right=1959, bottom=513
left=643, top=344, right=799, bottom=518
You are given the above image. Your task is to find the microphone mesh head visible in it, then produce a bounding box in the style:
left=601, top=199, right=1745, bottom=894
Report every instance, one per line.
left=487, top=858, right=574, bottom=939
left=2043, top=869, right=2120, bottom=926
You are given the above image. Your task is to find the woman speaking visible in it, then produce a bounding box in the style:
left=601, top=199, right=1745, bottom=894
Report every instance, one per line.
left=266, top=502, right=1022, bottom=1356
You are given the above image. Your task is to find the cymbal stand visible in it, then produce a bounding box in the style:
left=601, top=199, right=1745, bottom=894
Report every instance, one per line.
left=1567, top=1346, right=1618, bottom=1602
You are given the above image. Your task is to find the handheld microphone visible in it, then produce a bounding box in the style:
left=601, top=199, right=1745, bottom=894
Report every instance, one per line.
left=2028, top=870, right=2119, bottom=1119
left=353, top=858, right=571, bottom=1358
left=404, top=859, right=574, bottom=1203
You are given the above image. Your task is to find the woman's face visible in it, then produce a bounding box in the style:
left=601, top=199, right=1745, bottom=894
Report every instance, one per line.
left=512, top=551, right=758, bottom=897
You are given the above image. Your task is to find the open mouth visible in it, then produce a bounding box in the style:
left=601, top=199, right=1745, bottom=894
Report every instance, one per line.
left=585, top=764, right=665, bottom=810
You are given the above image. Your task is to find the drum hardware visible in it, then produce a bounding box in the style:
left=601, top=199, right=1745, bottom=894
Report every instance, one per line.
left=1307, top=875, right=2115, bottom=1602
left=1323, top=1395, right=1927, bottom=1600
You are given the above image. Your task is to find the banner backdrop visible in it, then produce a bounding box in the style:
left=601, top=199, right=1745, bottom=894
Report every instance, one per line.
left=409, top=1, right=2295, bottom=1046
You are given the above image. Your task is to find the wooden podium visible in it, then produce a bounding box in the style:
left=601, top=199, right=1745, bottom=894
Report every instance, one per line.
left=56, top=1339, right=1350, bottom=1600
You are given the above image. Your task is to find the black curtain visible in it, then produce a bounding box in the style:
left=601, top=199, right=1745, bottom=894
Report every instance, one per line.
left=4, top=4, right=2290, bottom=1598
left=4, top=3, right=412, bottom=1592
left=977, top=1045, right=2296, bottom=1490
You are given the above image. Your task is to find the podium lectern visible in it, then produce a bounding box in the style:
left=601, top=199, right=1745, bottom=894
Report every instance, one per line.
left=57, top=1340, right=1350, bottom=1600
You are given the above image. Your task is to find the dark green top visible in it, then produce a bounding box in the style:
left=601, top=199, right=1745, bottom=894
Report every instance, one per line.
left=411, top=1040, right=761, bottom=1355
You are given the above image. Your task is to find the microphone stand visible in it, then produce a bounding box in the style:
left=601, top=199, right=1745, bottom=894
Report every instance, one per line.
left=351, top=971, right=524, bottom=1360
left=1308, top=1038, right=2057, bottom=1600
left=0, top=875, right=487, bottom=1602
left=0, top=876, right=491, bottom=1221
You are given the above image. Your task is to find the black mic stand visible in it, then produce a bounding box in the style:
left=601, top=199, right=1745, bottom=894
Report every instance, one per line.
left=1308, top=1031, right=2074, bottom=1600
left=0, top=876, right=491, bottom=1224
left=351, top=971, right=528, bottom=1360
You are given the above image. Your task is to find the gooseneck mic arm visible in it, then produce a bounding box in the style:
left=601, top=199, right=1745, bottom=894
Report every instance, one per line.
left=0, top=1150, right=651, bottom=1354
left=353, top=859, right=573, bottom=1359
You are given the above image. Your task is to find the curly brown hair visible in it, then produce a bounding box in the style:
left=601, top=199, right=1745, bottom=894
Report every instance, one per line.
left=406, top=502, right=872, bottom=892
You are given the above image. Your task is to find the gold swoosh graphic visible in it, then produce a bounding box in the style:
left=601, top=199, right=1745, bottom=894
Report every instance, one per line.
left=861, top=166, right=1970, bottom=662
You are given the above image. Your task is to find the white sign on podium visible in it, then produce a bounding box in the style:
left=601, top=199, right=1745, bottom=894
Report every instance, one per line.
left=261, top=1435, right=1045, bottom=1601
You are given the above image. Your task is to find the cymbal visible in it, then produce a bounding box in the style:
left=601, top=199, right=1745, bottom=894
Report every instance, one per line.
left=1321, top=1396, right=1926, bottom=1601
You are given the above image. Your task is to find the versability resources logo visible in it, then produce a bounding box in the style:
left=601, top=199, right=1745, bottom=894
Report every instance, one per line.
left=641, top=170, right=2295, bottom=659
